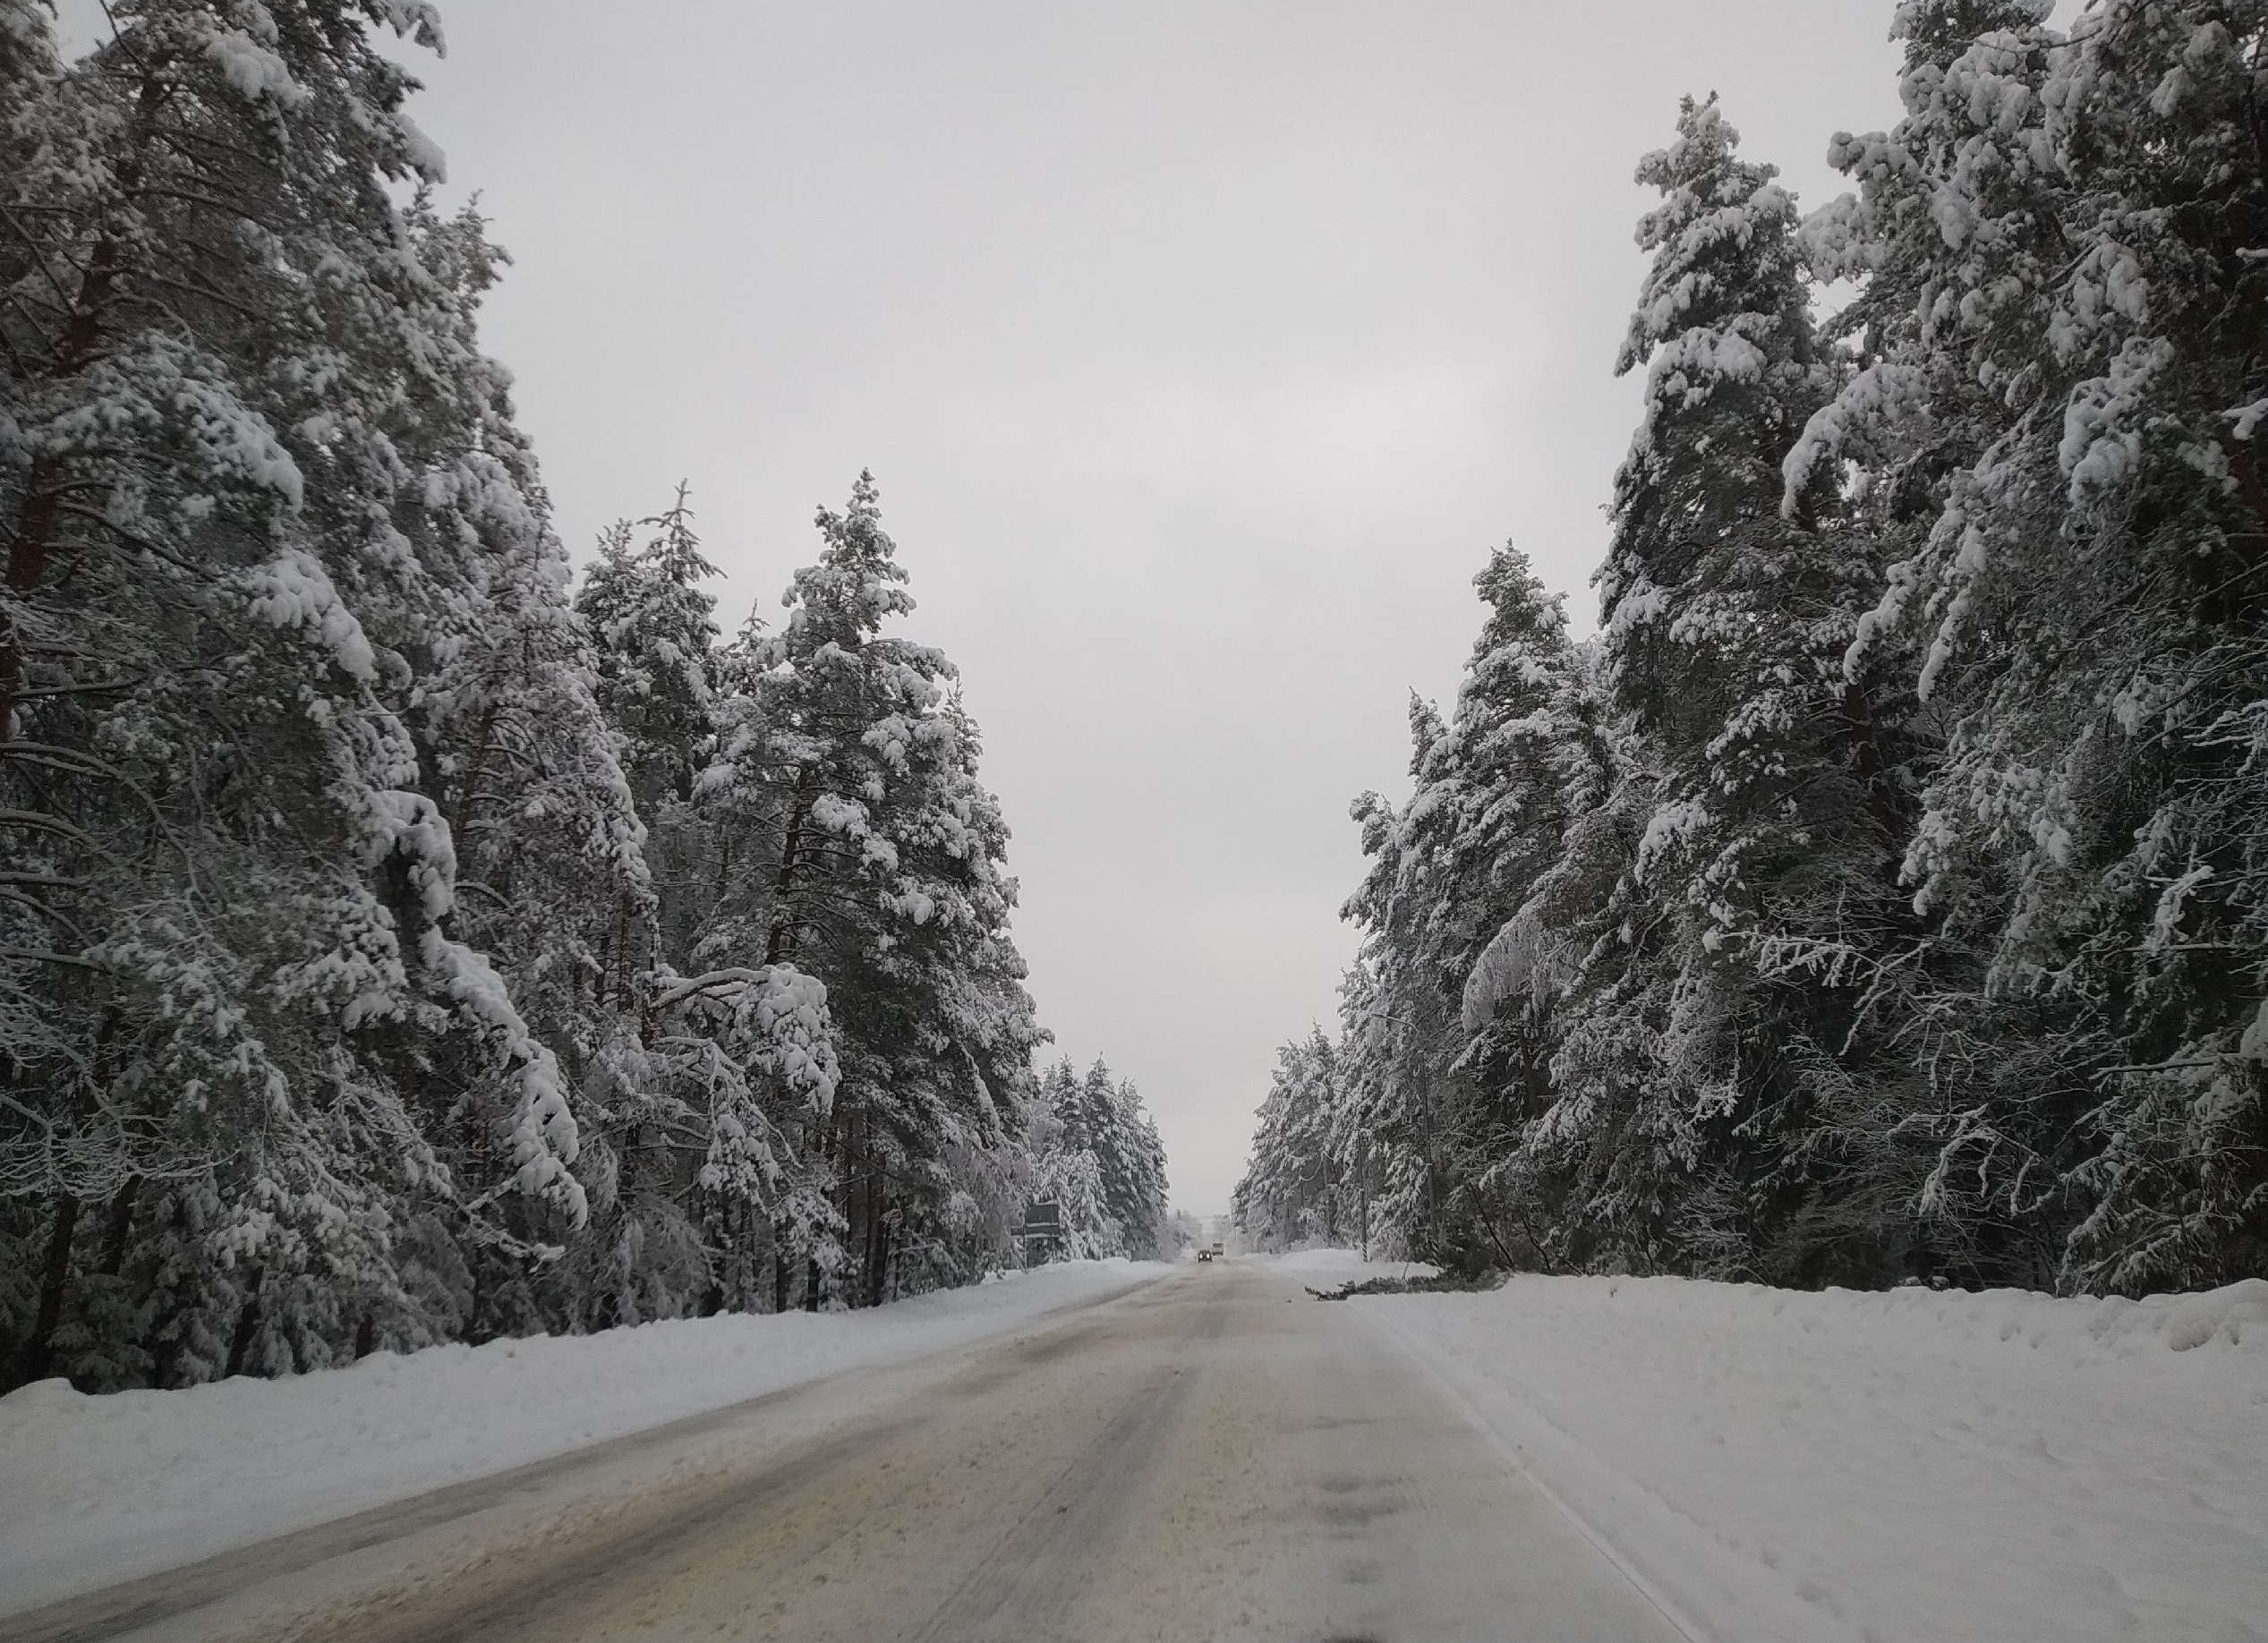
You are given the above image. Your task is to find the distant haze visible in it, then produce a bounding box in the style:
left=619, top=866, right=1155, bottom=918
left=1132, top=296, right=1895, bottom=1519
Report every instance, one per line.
left=63, top=2, right=1915, bottom=1213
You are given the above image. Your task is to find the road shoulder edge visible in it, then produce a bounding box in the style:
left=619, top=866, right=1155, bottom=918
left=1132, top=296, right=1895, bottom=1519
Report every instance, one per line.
left=0, top=1264, right=1177, bottom=1643
left=1341, top=1292, right=1863, bottom=1643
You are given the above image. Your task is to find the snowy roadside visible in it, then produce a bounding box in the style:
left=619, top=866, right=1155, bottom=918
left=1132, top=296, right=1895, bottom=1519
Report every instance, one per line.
left=0, top=1258, right=1168, bottom=1616
left=1352, top=1271, right=2268, bottom=1643
left=1243, top=1247, right=1439, bottom=1286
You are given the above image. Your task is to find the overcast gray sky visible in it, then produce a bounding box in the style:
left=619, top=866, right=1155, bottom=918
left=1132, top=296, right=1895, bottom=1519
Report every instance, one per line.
left=67, top=1, right=1918, bottom=1214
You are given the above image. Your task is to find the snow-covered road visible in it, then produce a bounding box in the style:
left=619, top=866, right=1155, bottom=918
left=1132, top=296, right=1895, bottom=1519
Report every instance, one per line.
left=2, top=1260, right=1681, bottom=1643
left=8, top=1256, right=2262, bottom=1643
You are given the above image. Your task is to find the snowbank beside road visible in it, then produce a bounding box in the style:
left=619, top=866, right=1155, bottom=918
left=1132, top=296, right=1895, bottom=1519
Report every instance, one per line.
left=0, top=1258, right=1166, bottom=1615
left=1360, top=1274, right=2268, bottom=1643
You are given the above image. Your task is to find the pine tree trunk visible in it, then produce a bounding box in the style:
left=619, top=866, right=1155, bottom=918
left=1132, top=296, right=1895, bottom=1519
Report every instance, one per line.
left=846, top=1113, right=876, bottom=1309
left=466, top=1255, right=487, bottom=1346
left=149, top=1316, right=180, bottom=1391
left=1839, top=681, right=1904, bottom=867
left=446, top=701, right=502, bottom=843
left=866, top=1200, right=893, bottom=1309
left=14, top=1190, right=81, bottom=1387
left=1, top=58, right=173, bottom=756
left=141, top=1195, right=186, bottom=1389
left=703, top=1195, right=731, bottom=1316
left=98, top=1175, right=140, bottom=1276
left=764, top=769, right=818, bottom=964
left=225, top=1266, right=266, bottom=1378
left=805, top=1107, right=841, bottom=1311
left=860, top=1162, right=879, bottom=1307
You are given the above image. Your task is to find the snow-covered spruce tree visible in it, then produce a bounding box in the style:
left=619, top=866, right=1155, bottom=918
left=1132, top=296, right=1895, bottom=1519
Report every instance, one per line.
left=547, top=489, right=750, bottom=1325
left=823, top=685, right=1043, bottom=1304
left=1010, top=1057, right=1171, bottom=1264
left=1792, top=1, right=2071, bottom=538
left=1824, top=2, right=2268, bottom=1291
left=1232, top=1027, right=1344, bottom=1251
left=573, top=492, right=723, bottom=998
left=1030, top=1058, right=1122, bottom=1258
left=1489, top=649, right=1678, bottom=1276
left=1410, top=549, right=1590, bottom=1270
left=0, top=4, right=589, bottom=1390
left=1787, top=0, right=2098, bottom=1290
left=1052, top=1057, right=1170, bottom=1259
left=576, top=489, right=720, bottom=825
left=692, top=473, right=1042, bottom=1309
left=1334, top=721, right=1451, bottom=1261
left=1589, top=94, right=1927, bottom=1284
left=357, top=198, right=660, bottom=1348
left=1080, top=1059, right=1172, bottom=1260
left=1329, top=547, right=1593, bottom=1270
left=1107, top=1071, right=1172, bottom=1261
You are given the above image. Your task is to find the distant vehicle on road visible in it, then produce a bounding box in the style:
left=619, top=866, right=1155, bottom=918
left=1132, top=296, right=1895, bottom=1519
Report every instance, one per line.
left=1197, top=1241, right=1225, bottom=1262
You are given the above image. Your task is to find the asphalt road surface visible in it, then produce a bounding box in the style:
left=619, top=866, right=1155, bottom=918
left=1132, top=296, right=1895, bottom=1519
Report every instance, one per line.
left=13, top=1262, right=1688, bottom=1643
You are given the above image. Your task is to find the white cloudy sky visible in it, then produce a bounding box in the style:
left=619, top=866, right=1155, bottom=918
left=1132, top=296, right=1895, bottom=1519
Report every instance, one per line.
left=68, top=1, right=1920, bottom=1213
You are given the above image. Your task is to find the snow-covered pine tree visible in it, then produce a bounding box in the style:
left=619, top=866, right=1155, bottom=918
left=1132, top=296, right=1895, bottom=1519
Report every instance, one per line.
left=1783, top=0, right=2096, bottom=1290
left=1408, top=548, right=1590, bottom=1270
left=1031, top=1058, right=1121, bottom=1258
left=1110, top=1073, right=1172, bottom=1261
left=1326, top=545, right=1595, bottom=1270
left=546, top=489, right=749, bottom=1324
left=1232, top=1027, right=1343, bottom=1251
left=1591, top=93, right=1923, bottom=1284
left=690, top=473, right=1042, bottom=1308
left=824, top=687, right=1043, bottom=1304
left=0, top=8, right=1084, bottom=1381
left=1, top=1, right=591, bottom=1389
left=342, top=196, right=661, bottom=1348
left=1825, top=1, right=2268, bottom=1291
left=573, top=487, right=724, bottom=986
left=1070, top=1059, right=1139, bottom=1243
left=1494, top=646, right=1677, bottom=1276
left=576, top=489, right=720, bottom=822
left=1335, top=706, right=1458, bottom=1262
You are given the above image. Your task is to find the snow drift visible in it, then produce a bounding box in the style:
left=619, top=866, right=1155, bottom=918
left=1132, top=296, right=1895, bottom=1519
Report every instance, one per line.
left=1360, top=1273, right=2268, bottom=1643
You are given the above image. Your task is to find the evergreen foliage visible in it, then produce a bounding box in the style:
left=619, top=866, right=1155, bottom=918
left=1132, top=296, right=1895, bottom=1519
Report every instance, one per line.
left=1031, top=1057, right=1172, bottom=1262
left=0, top=4, right=1133, bottom=1392
left=1239, top=6, right=2268, bottom=1296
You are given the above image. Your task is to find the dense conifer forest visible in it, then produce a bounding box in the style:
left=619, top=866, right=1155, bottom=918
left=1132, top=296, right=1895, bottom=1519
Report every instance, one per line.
left=1239, top=1, right=2268, bottom=1297
left=10, top=0, right=2266, bottom=1403
left=0, top=1, right=1170, bottom=1392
